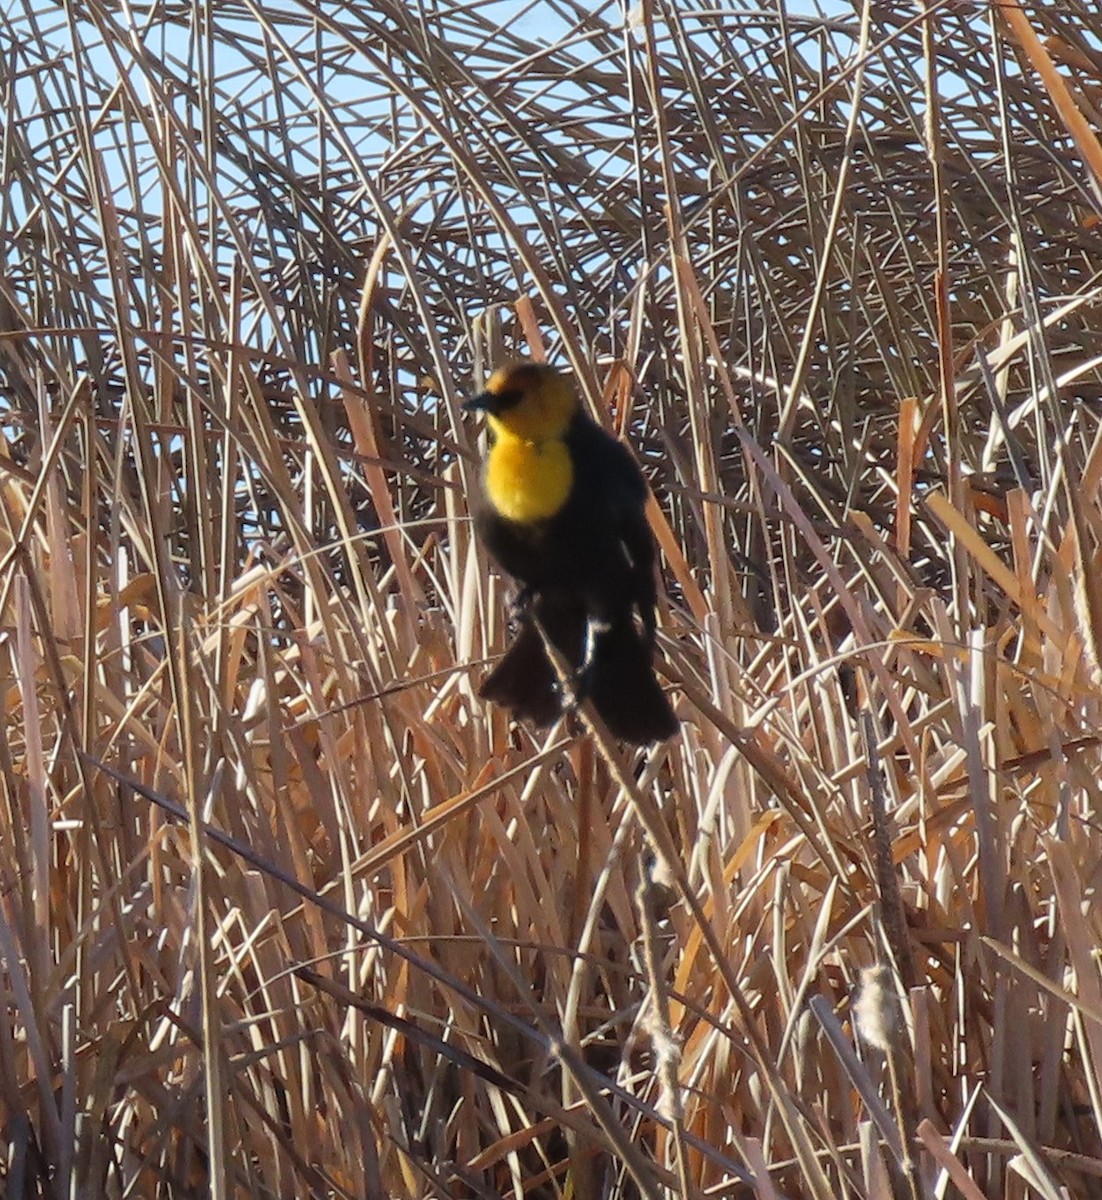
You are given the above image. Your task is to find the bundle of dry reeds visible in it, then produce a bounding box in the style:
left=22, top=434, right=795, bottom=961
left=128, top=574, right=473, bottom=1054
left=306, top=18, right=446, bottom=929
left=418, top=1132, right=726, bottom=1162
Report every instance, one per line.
left=2, top=1, right=1102, bottom=1196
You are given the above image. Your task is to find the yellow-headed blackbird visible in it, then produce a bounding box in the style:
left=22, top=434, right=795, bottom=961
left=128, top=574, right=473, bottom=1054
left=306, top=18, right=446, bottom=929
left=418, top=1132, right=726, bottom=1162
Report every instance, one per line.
left=464, top=360, right=677, bottom=744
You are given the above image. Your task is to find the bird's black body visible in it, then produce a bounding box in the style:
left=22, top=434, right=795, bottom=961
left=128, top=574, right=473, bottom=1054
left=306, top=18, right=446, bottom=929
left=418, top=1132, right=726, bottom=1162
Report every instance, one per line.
left=466, top=363, right=677, bottom=745
left=471, top=415, right=657, bottom=629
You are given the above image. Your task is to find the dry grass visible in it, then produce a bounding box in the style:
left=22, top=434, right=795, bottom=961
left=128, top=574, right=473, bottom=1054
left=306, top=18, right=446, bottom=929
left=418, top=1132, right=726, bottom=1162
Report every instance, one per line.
left=3, top=0, right=1102, bottom=1196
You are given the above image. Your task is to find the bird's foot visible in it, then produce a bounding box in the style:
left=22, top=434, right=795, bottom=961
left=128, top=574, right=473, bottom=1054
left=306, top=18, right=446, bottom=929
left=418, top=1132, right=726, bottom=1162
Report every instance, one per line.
left=508, top=585, right=535, bottom=624
left=560, top=668, right=588, bottom=712
left=563, top=617, right=611, bottom=711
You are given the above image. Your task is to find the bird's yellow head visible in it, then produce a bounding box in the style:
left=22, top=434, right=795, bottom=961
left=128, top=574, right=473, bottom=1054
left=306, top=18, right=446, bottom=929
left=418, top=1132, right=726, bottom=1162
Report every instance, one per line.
left=463, top=361, right=579, bottom=444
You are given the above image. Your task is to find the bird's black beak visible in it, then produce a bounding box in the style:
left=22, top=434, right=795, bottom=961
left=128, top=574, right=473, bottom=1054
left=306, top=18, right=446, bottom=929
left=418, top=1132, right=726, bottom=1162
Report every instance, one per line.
left=462, top=390, right=496, bottom=414
left=463, top=387, right=522, bottom=415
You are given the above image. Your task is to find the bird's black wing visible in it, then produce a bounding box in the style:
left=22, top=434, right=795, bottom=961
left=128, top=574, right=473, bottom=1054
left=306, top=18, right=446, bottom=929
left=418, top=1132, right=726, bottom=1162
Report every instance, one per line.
left=564, top=416, right=658, bottom=635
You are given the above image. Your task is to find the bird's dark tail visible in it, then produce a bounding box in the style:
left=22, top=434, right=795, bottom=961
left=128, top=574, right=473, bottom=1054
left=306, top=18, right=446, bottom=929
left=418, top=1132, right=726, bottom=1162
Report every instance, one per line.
left=584, top=619, right=678, bottom=744
left=479, top=618, right=564, bottom=728
left=478, top=596, right=584, bottom=728
left=479, top=598, right=677, bottom=745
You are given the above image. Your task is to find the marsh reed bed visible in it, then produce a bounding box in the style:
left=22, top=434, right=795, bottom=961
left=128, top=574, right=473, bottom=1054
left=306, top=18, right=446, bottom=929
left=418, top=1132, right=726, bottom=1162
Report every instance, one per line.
left=3, top=1, right=1102, bottom=1195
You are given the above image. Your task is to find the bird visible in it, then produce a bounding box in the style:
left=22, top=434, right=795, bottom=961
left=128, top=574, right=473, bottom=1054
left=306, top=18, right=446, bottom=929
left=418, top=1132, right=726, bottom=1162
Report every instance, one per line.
left=463, top=360, right=677, bottom=745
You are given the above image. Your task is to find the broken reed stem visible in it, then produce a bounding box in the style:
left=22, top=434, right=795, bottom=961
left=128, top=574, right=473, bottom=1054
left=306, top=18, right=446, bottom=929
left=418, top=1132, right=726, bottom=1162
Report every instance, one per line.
left=528, top=612, right=836, bottom=1200
left=636, top=856, right=694, bottom=1200
left=860, top=710, right=921, bottom=1199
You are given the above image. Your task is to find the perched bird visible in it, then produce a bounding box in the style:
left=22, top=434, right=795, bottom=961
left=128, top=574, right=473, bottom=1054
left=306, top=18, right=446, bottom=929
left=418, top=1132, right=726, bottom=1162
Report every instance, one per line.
left=464, top=360, right=677, bottom=744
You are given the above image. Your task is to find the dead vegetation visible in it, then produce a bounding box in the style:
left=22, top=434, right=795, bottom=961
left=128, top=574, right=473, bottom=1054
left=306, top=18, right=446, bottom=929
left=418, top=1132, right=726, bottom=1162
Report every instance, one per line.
left=2, top=0, right=1102, bottom=1196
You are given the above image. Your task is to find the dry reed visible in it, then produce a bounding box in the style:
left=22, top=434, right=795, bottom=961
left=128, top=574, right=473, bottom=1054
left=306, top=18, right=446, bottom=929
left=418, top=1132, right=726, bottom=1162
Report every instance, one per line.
left=2, top=1, right=1102, bottom=1196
